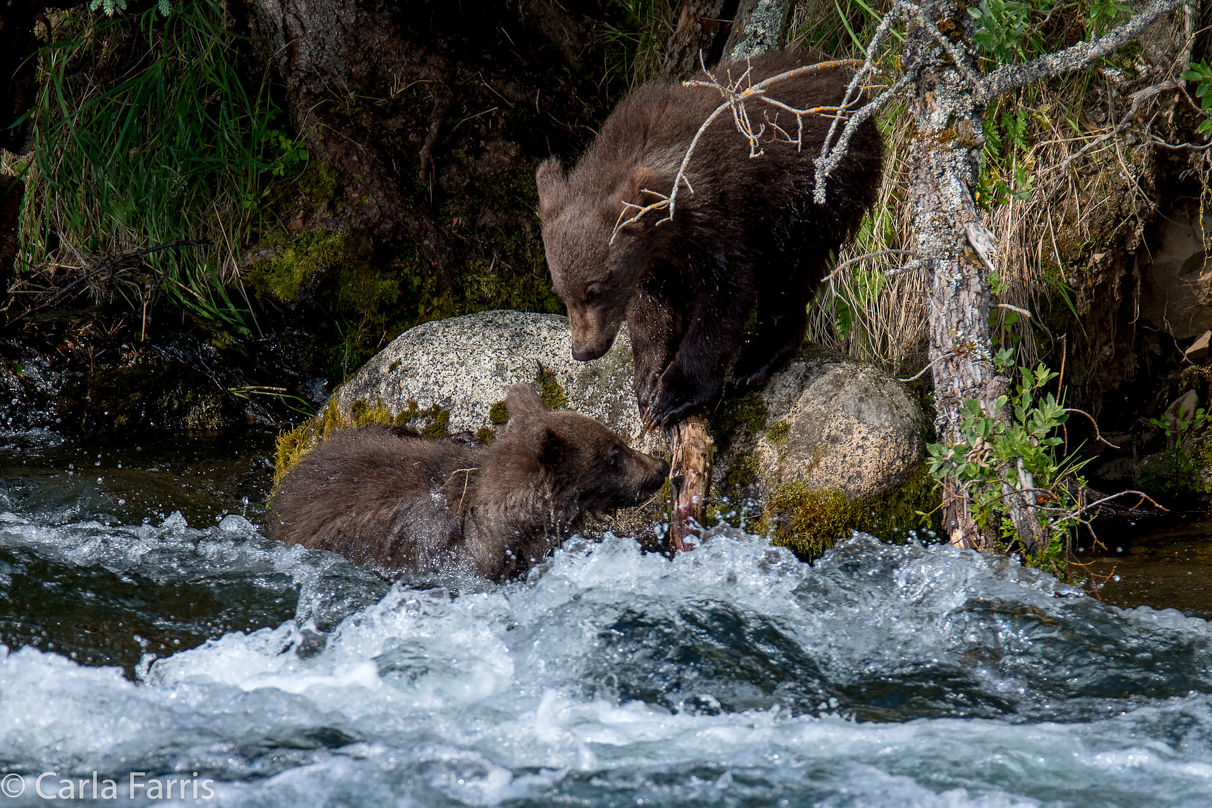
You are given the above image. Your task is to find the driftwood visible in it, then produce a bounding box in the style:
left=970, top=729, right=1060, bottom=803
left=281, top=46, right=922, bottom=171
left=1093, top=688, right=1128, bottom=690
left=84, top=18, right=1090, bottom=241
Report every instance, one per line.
left=667, top=414, right=713, bottom=550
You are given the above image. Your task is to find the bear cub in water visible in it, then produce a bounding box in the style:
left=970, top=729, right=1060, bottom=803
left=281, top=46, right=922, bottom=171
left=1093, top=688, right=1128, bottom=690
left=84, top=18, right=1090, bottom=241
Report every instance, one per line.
left=266, top=384, right=669, bottom=581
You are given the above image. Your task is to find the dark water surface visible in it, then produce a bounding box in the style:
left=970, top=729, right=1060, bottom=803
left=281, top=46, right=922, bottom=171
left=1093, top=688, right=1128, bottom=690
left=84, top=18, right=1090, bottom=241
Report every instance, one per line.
left=1, top=429, right=1211, bottom=807
left=1082, top=518, right=1212, bottom=621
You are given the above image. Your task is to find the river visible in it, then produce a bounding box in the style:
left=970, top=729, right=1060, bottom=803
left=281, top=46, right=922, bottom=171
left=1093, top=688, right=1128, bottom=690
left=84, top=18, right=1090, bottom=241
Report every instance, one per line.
left=1, top=428, right=1210, bottom=807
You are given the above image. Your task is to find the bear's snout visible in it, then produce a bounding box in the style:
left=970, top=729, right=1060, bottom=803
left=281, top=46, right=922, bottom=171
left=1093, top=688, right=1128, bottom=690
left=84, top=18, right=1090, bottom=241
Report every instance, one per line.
left=568, top=309, right=623, bottom=362
left=633, top=454, right=670, bottom=497
left=571, top=341, right=608, bottom=361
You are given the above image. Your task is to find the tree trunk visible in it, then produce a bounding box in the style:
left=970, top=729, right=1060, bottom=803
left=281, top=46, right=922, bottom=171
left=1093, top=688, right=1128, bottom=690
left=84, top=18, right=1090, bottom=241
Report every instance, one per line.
left=725, top=0, right=795, bottom=62
left=906, top=1, right=1042, bottom=553
left=660, top=0, right=729, bottom=79
left=908, top=105, right=999, bottom=549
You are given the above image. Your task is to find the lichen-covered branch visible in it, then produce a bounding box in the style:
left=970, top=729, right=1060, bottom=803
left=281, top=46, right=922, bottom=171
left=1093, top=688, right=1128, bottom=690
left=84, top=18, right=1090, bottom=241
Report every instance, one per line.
left=978, top=0, right=1191, bottom=101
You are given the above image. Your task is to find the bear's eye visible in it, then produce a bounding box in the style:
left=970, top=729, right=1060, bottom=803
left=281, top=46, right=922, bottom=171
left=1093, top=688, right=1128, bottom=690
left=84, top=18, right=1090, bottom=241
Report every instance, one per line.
left=585, top=284, right=605, bottom=304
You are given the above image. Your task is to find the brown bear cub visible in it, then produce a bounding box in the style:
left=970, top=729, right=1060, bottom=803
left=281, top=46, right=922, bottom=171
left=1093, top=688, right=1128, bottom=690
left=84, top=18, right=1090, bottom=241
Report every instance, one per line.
left=537, top=52, right=883, bottom=428
left=265, top=384, right=669, bottom=581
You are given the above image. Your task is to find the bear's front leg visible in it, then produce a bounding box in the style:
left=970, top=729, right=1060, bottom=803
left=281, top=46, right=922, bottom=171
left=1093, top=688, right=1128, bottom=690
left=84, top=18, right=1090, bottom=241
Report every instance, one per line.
left=627, top=291, right=678, bottom=417
left=729, top=283, right=812, bottom=389
left=646, top=281, right=756, bottom=428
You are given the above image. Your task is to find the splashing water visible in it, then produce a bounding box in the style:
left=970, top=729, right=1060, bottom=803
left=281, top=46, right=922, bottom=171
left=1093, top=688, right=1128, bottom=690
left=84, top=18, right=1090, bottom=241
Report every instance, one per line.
left=1, top=432, right=1211, bottom=807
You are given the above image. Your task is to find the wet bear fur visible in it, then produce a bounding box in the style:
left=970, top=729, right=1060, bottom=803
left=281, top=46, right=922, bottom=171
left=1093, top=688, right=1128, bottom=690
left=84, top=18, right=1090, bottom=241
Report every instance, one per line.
left=536, top=52, right=883, bottom=427
left=265, top=384, right=669, bottom=581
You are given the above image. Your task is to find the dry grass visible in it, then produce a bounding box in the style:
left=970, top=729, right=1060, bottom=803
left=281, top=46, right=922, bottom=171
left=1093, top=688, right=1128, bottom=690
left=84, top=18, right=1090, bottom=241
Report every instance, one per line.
left=805, top=106, right=930, bottom=376
left=793, top=0, right=1191, bottom=379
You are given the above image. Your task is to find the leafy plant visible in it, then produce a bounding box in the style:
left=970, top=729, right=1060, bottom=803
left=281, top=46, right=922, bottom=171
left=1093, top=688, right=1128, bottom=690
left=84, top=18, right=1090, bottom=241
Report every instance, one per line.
left=927, top=364, right=1089, bottom=570
left=1182, top=60, right=1212, bottom=137
left=1147, top=406, right=1208, bottom=448
left=968, top=0, right=1053, bottom=64
left=1085, top=0, right=1131, bottom=37
left=90, top=0, right=173, bottom=16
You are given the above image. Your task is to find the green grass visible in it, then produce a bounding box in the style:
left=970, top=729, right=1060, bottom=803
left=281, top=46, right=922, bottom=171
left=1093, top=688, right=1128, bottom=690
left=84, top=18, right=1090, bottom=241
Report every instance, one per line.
left=20, top=0, right=305, bottom=333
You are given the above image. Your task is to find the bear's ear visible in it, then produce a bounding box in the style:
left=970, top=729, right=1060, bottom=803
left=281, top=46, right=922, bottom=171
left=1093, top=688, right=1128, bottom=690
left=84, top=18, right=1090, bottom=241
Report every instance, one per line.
left=536, top=158, right=566, bottom=218
left=505, top=383, right=547, bottom=419
left=613, top=166, right=668, bottom=229
left=630, top=165, right=662, bottom=197
left=533, top=427, right=565, bottom=467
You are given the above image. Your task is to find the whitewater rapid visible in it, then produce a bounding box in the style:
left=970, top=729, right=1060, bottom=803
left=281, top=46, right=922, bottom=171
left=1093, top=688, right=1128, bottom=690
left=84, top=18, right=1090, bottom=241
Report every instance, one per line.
left=1, top=503, right=1210, bottom=807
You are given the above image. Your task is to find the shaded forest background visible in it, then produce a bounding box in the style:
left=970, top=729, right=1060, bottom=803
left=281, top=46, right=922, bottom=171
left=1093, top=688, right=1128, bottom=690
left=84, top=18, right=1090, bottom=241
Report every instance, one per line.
left=3, top=0, right=1212, bottom=511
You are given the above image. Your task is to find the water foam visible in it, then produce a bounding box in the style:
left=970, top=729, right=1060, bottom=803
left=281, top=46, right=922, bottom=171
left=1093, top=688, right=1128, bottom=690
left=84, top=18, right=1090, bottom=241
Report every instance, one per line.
left=1, top=512, right=1211, bottom=807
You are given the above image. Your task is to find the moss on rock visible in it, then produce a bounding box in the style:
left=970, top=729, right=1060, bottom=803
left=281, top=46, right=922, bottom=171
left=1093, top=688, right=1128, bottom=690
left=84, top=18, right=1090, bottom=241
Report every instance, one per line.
left=758, top=464, right=941, bottom=562
left=246, top=229, right=374, bottom=304
left=272, top=397, right=451, bottom=493
left=489, top=400, right=510, bottom=424
left=536, top=367, right=567, bottom=410
left=709, top=391, right=769, bottom=453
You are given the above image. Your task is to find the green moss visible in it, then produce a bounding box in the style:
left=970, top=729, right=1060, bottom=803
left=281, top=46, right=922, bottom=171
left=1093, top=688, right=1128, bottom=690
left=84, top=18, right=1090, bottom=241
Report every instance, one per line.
left=1139, top=445, right=1212, bottom=497
left=536, top=367, right=567, bottom=410
left=246, top=229, right=374, bottom=303
left=296, top=159, right=342, bottom=209
left=390, top=399, right=451, bottom=438
left=271, top=397, right=450, bottom=494
left=758, top=465, right=941, bottom=562
left=273, top=399, right=345, bottom=490
left=766, top=420, right=790, bottom=445
left=760, top=485, right=859, bottom=560
left=489, top=400, right=510, bottom=424
left=421, top=409, right=450, bottom=439
left=475, top=427, right=496, bottom=444
left=722, top=450, right=760, bottom=494
left=709, top=392, right=769, bottom=453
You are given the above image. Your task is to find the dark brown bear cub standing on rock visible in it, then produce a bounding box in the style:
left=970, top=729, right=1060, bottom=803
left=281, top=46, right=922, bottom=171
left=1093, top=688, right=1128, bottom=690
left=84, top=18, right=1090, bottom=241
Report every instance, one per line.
left=265, top=384, right=669, bottom=582
left=537, top=52, right=882, bottom=428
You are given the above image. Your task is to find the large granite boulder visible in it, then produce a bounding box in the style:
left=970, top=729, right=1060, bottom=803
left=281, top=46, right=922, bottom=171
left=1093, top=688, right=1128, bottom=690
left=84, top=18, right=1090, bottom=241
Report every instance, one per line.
left=306, top=310, right=930, bottom=555
left=712, top=346, right=927, bottom=500
left=331, top=309, right=657, bottom=451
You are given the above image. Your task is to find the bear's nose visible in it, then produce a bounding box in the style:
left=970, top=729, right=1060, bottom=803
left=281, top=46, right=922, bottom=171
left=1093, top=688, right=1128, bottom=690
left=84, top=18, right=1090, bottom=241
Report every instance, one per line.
left=571, top=343, right=606, bottom=361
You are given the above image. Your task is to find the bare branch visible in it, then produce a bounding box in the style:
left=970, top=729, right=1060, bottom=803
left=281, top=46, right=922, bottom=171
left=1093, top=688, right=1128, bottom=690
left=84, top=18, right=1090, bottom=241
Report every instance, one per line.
left=814, top=0, right=919, bottom=200
left=814, top=68, right=919, bottom=204
left=611, top=59, right=862, bottom=239
left=821, top=248, right=919, bottom=282
left=1056, top=78, right=1183, bottom=172
left=979, top=0, right=1192, bottom=102
left=1063, top=407, right=1121, bottom=449
left=1080, top=488, right=1169, bottom=514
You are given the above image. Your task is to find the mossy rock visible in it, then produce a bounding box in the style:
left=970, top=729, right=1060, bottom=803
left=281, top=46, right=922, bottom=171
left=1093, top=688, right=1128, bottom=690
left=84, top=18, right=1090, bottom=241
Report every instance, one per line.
left=272, top=396, right=450, bottom=491
left=329, top=310, right=652, bottom=449
left=758, top=465, right=940, bottom=561
left=710, top=344, right=927, bottom=500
